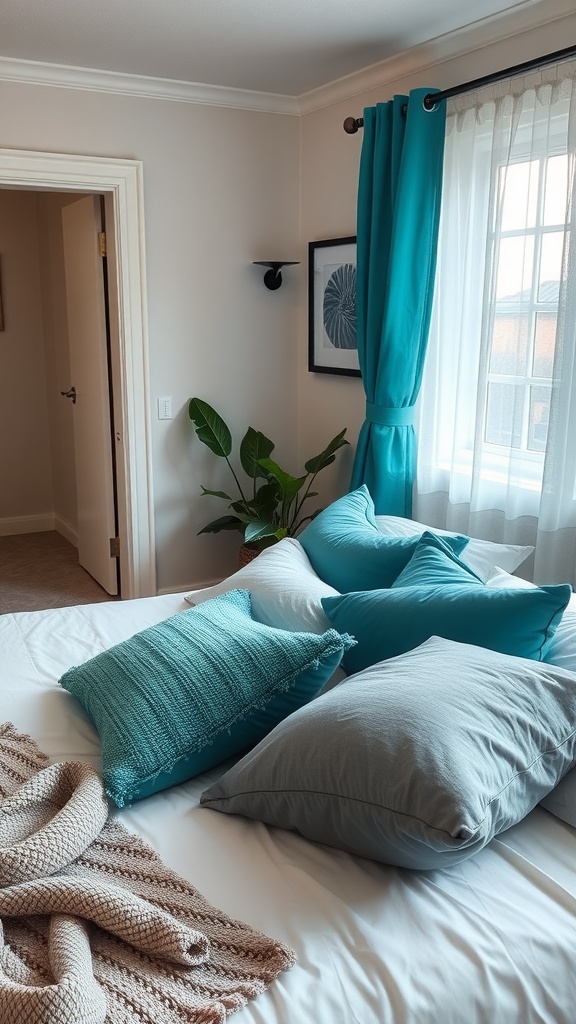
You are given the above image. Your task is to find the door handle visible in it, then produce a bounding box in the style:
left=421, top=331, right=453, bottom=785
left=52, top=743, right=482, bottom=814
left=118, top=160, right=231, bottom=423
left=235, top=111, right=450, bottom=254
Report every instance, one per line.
left=60, top=387, right=77, bottom=404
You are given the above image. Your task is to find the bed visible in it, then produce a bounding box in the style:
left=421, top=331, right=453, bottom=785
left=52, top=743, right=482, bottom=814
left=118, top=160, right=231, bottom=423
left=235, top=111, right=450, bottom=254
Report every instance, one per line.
left=2, top=485, right=576, bottom=1023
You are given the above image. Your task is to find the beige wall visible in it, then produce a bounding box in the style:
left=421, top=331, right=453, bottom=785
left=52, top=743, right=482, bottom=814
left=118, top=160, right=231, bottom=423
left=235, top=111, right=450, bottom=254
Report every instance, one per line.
left=0, top=189, right=54, bottom=529
left=298, top=9, right=576, bottom=508
left=0, top=85, right=301, bottom=591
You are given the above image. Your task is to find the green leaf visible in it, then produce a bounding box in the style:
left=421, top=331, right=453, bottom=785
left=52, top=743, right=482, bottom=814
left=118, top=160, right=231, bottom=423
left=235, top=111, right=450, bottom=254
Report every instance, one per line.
left=189, top=398, right=232, bottom=459
left=200, top=485, right=233, bottom=501
left=304, top=429, right=350, bottom=475
left=240, top=428, right=275, bottom=479
left=257, top=457, right=307, bottom=503
left=198, top=515, right=243, bottom=535
left=254, top=480, right=281, bottom=506
left=230, top=500, right=259, bottom=521
left=245, top=521, right=288, bottom=544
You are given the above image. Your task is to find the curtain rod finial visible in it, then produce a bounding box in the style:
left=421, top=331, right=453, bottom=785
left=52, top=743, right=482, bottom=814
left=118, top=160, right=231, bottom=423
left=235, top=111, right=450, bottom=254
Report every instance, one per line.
left=343, top=116, right=363, bottom=134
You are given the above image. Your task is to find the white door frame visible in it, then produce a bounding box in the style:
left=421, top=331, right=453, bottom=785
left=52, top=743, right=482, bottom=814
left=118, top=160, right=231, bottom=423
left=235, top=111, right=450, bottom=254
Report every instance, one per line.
left=0, top=148, right=155, bottom=598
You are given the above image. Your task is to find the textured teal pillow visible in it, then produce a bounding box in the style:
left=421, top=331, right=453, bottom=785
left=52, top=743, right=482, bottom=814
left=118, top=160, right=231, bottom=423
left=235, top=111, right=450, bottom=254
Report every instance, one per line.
left=299, top=485, right=469, bottom=592
left=201, top=636, right=576, bottom=869
left=322, top=583, right=571, bottom=675
left=60, top=589, right=354, bottom=807
left=391, top=531, right=484, bottom=588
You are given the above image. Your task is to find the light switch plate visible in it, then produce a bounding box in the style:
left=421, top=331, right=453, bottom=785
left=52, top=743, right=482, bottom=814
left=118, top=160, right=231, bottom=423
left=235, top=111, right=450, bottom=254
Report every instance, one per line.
left=157, top=396, right=172, bottom=420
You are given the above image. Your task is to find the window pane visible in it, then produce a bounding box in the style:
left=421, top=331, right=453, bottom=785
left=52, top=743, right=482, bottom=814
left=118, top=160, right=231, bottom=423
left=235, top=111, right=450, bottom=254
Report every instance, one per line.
left=496, top=235, right=534, bottom=300
left=528, top=385, right=551, bottom=452
left=500, top=160, right=539, bottom=231
left=485, top=383, right=524, bottom=448
left=538, top=232, right=563, bottom=301
left=533, top=313, right=557, bottom=378
left=543, top=154, right=569, bottom=226
left=489, top=314, right=529, bottom=374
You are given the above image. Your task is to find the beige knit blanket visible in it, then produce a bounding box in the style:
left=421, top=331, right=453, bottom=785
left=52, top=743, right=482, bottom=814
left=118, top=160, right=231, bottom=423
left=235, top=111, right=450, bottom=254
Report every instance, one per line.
left=0, top=723, right=296, bottom=1024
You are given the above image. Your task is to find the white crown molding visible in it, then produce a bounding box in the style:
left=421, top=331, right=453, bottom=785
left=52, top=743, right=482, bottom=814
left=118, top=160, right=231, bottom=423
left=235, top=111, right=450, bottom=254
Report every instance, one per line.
left=297, top=0, right=576, bottom=114
left=0, top=0, right=573, bottom=117
left=0, top=56, right=300, bottom=115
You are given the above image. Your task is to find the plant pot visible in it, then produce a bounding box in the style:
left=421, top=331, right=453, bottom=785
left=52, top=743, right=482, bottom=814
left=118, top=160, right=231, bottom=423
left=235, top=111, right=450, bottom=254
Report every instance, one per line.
left=239, top=544, right=261, bottom=568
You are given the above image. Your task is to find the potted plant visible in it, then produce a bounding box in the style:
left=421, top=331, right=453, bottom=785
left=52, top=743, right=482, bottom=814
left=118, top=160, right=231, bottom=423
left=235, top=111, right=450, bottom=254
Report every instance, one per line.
left=189, top=397, right=349, bottom=563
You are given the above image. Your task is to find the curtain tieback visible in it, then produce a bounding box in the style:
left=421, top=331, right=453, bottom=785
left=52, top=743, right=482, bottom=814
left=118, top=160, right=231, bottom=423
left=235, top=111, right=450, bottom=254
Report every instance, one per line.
left=365, top=403, right=415, bottom=426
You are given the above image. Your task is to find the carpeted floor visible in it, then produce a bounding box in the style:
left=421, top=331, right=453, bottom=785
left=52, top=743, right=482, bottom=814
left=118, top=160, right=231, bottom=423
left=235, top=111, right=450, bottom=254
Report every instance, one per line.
left=0, top=531, right=120, bottom=614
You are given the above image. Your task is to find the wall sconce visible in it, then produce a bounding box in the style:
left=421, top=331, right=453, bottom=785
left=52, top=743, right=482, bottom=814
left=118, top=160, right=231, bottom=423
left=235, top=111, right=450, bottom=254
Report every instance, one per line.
left=253, top=261, right=300, bottom=290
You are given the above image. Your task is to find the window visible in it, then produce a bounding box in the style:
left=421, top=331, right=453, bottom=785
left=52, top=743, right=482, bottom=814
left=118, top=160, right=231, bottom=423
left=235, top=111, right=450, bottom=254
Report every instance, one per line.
left=414, top=69, right=576, bottom=585
left=484, top=153, right=568, bottom=457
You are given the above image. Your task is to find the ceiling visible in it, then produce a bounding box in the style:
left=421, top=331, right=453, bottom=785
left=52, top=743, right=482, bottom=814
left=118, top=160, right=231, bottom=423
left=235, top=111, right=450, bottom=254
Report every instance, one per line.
left=0, top=0, right=548, bottom=98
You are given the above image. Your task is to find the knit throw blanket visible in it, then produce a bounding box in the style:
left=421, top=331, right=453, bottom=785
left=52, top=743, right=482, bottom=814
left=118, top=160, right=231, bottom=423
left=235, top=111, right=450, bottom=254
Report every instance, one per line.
left=0, top=724, right=296, bottom=1024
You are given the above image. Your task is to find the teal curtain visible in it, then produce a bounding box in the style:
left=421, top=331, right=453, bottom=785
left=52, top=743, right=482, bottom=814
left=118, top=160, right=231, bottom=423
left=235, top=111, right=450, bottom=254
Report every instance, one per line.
left=350, top=89, right=446, bottom=515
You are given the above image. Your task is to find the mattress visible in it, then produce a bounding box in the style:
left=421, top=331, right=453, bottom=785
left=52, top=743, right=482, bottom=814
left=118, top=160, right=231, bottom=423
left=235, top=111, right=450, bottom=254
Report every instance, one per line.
left=2, top=593, right=576, bottom=1023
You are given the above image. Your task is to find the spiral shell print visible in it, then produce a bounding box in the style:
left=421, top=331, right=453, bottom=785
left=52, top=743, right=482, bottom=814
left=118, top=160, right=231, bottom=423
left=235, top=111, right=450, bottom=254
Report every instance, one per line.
left=323, top=263, right=357, bottom=350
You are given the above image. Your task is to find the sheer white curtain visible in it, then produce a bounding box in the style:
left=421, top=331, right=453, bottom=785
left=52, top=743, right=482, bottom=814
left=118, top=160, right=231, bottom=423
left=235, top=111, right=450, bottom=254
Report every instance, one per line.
left=415, top=62, right=576, bottom=585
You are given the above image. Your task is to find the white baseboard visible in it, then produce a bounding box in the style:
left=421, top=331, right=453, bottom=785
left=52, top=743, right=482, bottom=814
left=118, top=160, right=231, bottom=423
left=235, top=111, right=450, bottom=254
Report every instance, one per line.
left=0, top=513, right=80, bottom=546
left=54, top=515, right=78, bottom=548
left=0, top=513, right=55, bottom=537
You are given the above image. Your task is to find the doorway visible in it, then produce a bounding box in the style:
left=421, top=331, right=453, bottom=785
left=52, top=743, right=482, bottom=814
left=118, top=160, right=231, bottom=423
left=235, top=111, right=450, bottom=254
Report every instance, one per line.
left=0, top=148, right=155, bottom=599
left=0, top=187, right=119, bottom=600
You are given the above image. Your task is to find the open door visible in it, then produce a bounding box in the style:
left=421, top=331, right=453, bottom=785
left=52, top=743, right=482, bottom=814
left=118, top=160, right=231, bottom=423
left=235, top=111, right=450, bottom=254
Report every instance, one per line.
left=62, top=195, right=118, bottom=595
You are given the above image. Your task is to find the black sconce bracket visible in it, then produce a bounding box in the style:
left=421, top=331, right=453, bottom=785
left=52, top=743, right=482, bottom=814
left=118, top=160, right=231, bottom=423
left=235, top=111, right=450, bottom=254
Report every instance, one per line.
left=253, top=261, right=300, bottom=290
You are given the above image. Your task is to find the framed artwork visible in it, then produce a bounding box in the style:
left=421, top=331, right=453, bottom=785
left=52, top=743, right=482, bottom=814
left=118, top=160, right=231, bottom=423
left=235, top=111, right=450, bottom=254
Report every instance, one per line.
left=308, top=236, right=360, bottom=377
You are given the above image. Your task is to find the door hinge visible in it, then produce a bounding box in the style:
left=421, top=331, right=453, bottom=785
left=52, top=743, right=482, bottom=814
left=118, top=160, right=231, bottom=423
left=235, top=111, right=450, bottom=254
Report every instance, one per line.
left=109, top=536, right=120, bottom=558
left=98, top=232, right=107, bottom=257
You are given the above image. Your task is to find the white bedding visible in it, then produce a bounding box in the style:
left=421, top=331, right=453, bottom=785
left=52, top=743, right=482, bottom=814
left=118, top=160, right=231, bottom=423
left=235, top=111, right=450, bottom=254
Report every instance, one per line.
left=2, top=595, right=576, bottom=1023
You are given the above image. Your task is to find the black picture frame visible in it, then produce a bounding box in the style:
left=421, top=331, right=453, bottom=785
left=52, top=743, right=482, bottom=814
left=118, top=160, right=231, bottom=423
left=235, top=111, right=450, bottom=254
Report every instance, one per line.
left=308, top=236, right=360, bottom=377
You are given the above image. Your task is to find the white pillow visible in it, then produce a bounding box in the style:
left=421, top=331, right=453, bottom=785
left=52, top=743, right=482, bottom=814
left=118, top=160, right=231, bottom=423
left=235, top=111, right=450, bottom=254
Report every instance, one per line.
left=540, top=766, right=576, bottom=828
left=375, top=514, right=533, bottom=582
left=485, top=567, right=535, bottom=590
left=185, top=537, right=339, bottom=634
left=488, top=565, right=576, bottom=829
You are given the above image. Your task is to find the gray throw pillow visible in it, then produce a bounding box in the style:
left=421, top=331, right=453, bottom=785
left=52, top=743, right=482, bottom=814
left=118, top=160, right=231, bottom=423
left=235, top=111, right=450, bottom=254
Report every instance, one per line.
left=201, top=636, right=576, bottom=869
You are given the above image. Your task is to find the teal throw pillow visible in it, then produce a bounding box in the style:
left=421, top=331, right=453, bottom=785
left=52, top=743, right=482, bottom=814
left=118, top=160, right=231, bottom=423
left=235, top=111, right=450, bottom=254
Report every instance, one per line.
left=201, top=636, right=576, bottom=869
left=298, top=485, right=469, bottom=592
left=60, top=589, right=354, bottom=807
left=322, top=583, right=571, bottom=675
left=391, top=531, right=484, bottom=588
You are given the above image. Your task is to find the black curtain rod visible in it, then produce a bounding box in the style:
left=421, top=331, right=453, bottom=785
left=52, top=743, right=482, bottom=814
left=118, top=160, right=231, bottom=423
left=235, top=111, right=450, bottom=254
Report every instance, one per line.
left=343, top=42, right=576, bottom=133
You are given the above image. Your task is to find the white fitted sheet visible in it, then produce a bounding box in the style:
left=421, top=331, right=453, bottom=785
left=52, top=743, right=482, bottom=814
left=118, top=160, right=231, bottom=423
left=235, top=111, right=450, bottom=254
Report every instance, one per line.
left=1, top=595, right=576, bottom=1024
